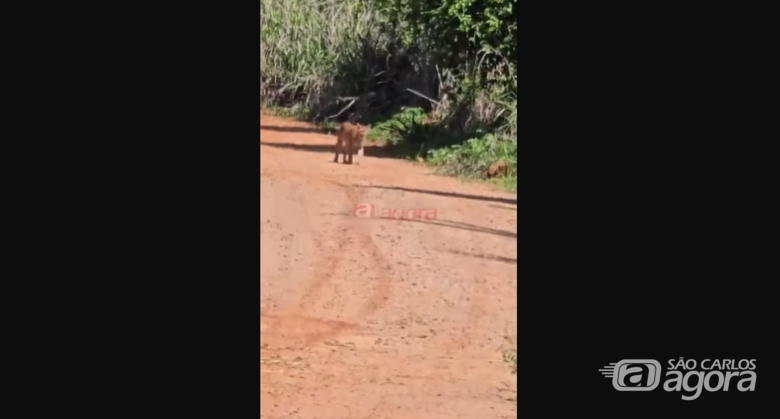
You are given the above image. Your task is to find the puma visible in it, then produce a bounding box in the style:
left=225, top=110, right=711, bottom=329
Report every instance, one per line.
left=333, top=122, right=370, bottom=165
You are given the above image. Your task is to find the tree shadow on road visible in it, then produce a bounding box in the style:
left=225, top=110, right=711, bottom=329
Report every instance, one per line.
left=488, top=204, right=518, bottom=211
left=445, top=249, right=517, bottom=265
left=260, top=125, right=328, bottom=134
left=410, top=218, right=517, bottom=239
left=328, top=212, right=516, bottom=239
left=260, top=141, right=399, bottom=159
left=352, top=185, right=517, bottom=205
left=260, top=141, right=333, bottom=153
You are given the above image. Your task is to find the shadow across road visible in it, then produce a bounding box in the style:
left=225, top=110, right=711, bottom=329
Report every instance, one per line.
left=327, top=212, right=516, bottom=239
left=260, top=141, right=398, bottom=159
left=445, top=249, right=517, bottom=265
left=260, top=141, right=332, bottom=153
left=260, top=125, right=327, bottom=134
left=352, top=185, right=517, bottom=206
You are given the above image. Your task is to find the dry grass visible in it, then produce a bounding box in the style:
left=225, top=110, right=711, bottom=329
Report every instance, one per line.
left=504, top=346, right=517, bottom=374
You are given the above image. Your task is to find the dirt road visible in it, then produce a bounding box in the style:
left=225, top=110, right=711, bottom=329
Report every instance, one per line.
left=260, top=113, right=518, bottom=418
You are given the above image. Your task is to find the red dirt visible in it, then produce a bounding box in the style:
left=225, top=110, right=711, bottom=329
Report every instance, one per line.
left=260, top=113, right=518, bottom=418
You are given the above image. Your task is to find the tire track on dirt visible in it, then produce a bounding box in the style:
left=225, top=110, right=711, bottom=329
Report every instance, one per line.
left=261, top=145, right=355, bottom=348
left=261, top=139, right=394, bottom=346
left=341, top=184, right=395, bottom=318
left=290, top=175, right=394, bottom=321
left=347, top=181, right=513, bottom=355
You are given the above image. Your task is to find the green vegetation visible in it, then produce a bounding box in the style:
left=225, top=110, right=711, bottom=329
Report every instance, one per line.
left=260, top=0, right=517, bottom=190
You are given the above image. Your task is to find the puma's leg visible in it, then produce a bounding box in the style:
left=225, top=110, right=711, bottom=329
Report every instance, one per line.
left=333, top=141, right=342, bottom=163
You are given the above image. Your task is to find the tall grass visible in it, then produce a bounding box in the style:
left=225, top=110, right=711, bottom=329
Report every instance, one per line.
left=260, top=0, right=517, bottom=190
left=260, top=0, right=394, bottom=115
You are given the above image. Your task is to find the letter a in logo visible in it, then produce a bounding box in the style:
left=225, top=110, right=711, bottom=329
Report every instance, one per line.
left=354, top=203, right=375, bottom=218
left=601, top=359, right=661, bottom=391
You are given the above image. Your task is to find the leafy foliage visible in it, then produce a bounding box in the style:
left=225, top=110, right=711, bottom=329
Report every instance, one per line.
left=365, top=107, right=427, bottom=142
left=380, top=0, right=517, bottom=70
